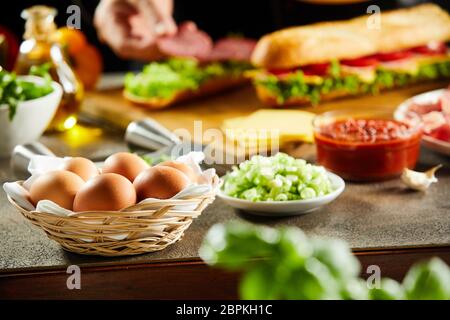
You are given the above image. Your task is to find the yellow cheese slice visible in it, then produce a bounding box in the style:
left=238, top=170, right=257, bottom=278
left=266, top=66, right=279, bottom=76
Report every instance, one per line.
left=222, top=109, right=316, bottom=148
left=380, top=54, right=450, bottom=75
left=381, top=60, right=420, bottom=75
left=341, top=66, right=377, bottom=83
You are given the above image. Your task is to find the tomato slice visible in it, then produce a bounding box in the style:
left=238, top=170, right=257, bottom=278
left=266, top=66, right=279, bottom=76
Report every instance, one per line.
left=341, top=57, right=379, bottom=67
left=373, top=51, right=413, bottom=62
left=410, top=42, right=447, bottom=55
left=268, top=63, right=330, bottom=77
left=301, top=62, right=330, bottom=76
left=268, top=68, right=297, bottom=77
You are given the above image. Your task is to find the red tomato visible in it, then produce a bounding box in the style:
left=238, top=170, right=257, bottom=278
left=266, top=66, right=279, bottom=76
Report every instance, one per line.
left=341, top=57, right=379, bottom=67
left=268, top=68, right=296, bottom=77
left=410, top=43, right=447, bottom=55
left=373, top=51, right=413, bottom=62
left=301, top=62, right=330, bottom=76
left=0, top=26, right=19, bottom=71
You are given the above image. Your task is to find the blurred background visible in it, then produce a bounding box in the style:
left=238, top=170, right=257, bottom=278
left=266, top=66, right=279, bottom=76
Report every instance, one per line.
left=2, top=0, right=449, bottom=72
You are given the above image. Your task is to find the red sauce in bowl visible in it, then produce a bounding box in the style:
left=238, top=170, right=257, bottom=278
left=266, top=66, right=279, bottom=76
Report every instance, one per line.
left=314, top=117, right=422, bottom=181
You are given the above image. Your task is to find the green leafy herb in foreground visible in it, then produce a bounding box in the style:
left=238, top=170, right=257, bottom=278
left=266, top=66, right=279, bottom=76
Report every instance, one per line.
left=0, top=67, right=53, bottom=120
left=200, top=222, right=450, bottom=300
left=222, top=153, right=333, bottom=201
left=124, top=58, right=252, bottom=99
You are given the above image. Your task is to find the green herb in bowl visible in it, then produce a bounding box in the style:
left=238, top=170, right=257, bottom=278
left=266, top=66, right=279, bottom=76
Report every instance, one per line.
left=222, top=153, right=334, bottom=202
left=0, top=67, right=53, bottom=120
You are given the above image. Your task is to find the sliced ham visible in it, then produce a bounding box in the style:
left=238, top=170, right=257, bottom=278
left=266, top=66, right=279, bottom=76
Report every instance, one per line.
left=408, top=102, right=442, bottom=115
left=421, top=111, right=447, bottom=133
left=429, top=121, right=450, bottom=142
left=440, top=89, right=450, bottom=116
left=156, top=21, right=213, bottom=60
left=407, top=86, right=450, bottom=143
left=207, top=37, right=257, bottom=62
left=156, top=22, right=256, bottom=62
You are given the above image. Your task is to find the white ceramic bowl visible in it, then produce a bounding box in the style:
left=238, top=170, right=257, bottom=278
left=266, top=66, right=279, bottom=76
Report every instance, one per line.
left=395, top=88, right=450, bottom=157
left=218, top=171, right=345, bottom=216
left=0, top=76, right=62, bottom=158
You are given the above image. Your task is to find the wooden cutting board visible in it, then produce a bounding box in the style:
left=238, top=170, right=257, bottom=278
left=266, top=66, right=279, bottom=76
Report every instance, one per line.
left=83, top=82, right=447, bottom=130
left=81, top=81, right=447, bottom=159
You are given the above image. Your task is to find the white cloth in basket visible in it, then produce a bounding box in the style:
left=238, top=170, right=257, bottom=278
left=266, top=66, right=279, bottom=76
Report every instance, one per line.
left=3, top=151, right=219, bottom=216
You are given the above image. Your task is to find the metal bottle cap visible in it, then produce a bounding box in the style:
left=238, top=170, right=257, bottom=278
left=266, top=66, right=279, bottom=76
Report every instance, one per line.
left=10, top=142, right=55, bottom=178
left=125, top=118, right=181, bottom=151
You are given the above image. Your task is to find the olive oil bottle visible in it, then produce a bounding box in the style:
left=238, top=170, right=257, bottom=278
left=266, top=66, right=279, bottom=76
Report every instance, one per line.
left=14, top=5, right=83, bottom=132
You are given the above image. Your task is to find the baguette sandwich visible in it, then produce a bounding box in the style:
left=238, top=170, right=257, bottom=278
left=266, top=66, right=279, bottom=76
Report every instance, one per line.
left=250, top=4, right=450, bottom=106
left=124, top=22, right=256, bottom=109
left=124, top=58, right=252, bottom=109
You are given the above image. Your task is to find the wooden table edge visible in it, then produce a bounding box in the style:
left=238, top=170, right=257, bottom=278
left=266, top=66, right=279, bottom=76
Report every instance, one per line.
left=0, top=245, right=449, bottom=299
left=1, top=245, right=449, bottom=277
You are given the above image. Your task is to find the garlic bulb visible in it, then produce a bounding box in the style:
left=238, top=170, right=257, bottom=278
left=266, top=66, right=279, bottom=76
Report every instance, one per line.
left=401, top=165, right=442, bottom=191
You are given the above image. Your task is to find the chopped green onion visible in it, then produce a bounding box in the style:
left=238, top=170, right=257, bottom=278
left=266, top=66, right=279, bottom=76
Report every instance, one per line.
left=222, top=153, right=333, bottom=201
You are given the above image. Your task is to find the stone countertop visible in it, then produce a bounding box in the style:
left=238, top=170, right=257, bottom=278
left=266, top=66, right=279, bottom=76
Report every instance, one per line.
left=1, top=129, right=449, bottom=272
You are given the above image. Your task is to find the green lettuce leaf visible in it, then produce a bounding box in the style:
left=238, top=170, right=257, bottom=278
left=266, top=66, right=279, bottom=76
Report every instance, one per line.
left=124, top=58, right=252, bottom=99
left=256, top=60, right=450, bottom=105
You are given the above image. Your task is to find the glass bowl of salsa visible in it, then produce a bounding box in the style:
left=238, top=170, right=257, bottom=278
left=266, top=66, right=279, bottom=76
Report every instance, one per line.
left=313, top=108, right=423, bottom=181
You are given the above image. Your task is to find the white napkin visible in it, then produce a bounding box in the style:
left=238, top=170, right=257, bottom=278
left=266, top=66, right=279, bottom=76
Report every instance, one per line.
left=28, top=155, right=67, bottom=176
left=2, top=182, right=34, bottom=211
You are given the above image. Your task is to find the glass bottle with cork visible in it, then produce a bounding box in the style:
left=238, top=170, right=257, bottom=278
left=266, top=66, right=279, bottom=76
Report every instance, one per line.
left=14, top=5, right=83, bottom=132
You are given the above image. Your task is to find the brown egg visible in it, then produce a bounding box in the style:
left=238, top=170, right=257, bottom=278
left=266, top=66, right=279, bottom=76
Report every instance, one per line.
left=29, top=170, right=85, bottom=210
left=102, top=152, right=149, bottom=181
left=73, top=173, right=136, bottom=212
left=133, top=166, right=190, bottom=200
left=61, top=157, right=99, bottom=181
left=157, top=160, right=197, bottom=182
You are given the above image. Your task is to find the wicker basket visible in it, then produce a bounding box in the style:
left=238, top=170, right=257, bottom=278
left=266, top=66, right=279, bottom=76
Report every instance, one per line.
left=7, top=179, right=218, bottom=256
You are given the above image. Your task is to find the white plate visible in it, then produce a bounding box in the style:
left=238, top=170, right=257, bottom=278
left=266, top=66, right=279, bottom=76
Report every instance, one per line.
left=217, top=172, right=345, bottom=216
left=394, top=88, right=450, bottom=157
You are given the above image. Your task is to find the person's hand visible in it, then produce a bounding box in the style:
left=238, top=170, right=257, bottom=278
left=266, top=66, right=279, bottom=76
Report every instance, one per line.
left=94, top=0, right=176, bottom=60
